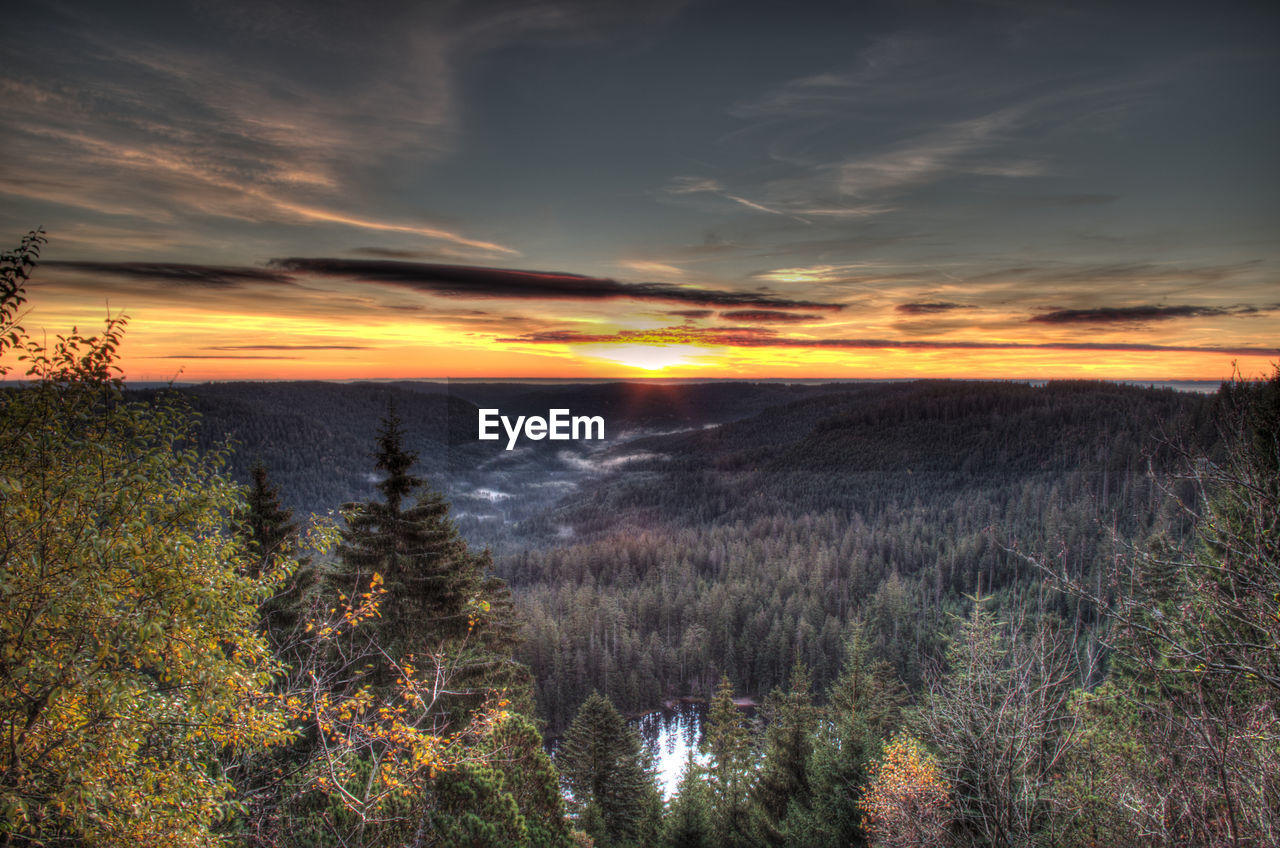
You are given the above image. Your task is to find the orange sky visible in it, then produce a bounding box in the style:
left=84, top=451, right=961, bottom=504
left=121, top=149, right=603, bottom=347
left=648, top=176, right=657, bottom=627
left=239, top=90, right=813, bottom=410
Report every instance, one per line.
left=21, top=270, right=1274, bottom=383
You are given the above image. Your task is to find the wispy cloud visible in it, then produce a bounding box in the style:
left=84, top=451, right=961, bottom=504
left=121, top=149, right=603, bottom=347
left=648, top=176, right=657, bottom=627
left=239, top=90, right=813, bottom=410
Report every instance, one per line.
left=500, top=325, right=1277, bottom=356
left=0, top=10, right=525, bottom=257
left=203, top=344, right=371, bottom=351
left=620, top=259, right=685, bottom=277
left=838, top=108, right=1030, bottom=197
left=662, top=175, right=888, bottom=221
left=157, top=354, right=303, bottom=360
left=272, top=204, right=517, bottom=255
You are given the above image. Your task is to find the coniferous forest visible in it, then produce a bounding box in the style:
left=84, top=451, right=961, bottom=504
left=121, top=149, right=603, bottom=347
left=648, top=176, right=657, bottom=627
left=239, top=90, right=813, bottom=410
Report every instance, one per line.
left=3, top=230, right=1278, bottom=846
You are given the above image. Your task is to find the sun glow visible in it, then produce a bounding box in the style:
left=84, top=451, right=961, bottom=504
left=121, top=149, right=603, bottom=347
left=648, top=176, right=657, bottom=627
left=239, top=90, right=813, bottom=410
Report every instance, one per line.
left=577, top=344, right=719, bottom=373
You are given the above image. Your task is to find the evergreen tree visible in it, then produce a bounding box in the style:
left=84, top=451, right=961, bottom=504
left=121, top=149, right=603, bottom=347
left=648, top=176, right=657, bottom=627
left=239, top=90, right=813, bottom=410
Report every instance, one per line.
left=749, top=664, right=818, bottom=846
left=663, top=753, right=712, bottom=848
left=703, top=676, right=755, bottom=848
left=243, top=460, right=299, bottom=579
left=483, top=714, right=576, bottom=848
left=784, top=623, right=903, bottom=848
left=335, top=403, right=521, bottom=703
left=557, top=692, right=662, bottom=848
left=239, top=460, right=313, bottom=654
left=339, top=405, right=472, bottom=648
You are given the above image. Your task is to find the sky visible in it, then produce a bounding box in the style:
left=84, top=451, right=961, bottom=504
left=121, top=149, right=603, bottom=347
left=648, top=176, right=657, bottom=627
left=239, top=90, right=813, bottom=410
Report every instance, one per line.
left=2, top=0, right=1276, bottom=381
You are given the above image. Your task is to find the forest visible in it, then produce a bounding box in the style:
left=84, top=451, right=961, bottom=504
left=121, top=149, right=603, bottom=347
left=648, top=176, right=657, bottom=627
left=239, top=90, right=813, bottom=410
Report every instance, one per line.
left=2, top=229, right=1278, bottom=847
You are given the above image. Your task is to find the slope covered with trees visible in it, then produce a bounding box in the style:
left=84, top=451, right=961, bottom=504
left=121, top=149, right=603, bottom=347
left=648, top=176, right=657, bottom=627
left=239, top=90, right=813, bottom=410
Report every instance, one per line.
left=508, top=379, right=1212, bottom=728
left=4, top=229, right=1275, bottom=846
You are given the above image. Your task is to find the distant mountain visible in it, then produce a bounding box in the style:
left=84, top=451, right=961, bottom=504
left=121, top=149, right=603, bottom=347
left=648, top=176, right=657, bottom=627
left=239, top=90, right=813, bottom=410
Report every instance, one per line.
left=121, top=378, right=1224, bottom=728
left=529, top=379, right=1215, bottom=536
left=126, top=380, right=852, bottom=540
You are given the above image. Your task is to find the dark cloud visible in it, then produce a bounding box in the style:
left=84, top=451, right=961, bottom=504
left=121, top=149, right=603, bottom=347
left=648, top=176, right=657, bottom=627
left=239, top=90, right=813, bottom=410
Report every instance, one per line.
left=718, top=310, right=823, bottom=322
left=499, top=325, right=1276, bottom=357
left=1030, top=304, right=1270, bottom=324
left=44, top=261, right=293, bottom=287
left=347, top=246, right=469, bottom=260
left=668, top=309, right=714, bottom=319
left=896, top=301, right=966, bottom=314
left=269, top=258, right=844, bottom=310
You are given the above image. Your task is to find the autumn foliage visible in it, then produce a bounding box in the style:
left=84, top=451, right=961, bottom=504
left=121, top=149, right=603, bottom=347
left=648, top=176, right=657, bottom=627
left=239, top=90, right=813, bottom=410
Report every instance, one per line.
left=0, top=231, right=569, bottom=846
left=860, top=734, right=952, bottom=848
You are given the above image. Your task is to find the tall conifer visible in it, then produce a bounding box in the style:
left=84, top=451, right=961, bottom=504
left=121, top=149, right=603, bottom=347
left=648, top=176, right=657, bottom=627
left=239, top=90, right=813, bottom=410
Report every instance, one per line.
left=557, top=692, right=662, bottom=847
left=239, top=460, right=313, bottom=654
left=335, top=401, right=521, bottom=704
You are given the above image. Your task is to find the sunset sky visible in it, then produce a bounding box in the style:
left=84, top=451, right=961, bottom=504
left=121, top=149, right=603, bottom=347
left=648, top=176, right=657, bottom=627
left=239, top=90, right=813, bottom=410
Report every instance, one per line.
left=2, top=0, right=1276, bottom=381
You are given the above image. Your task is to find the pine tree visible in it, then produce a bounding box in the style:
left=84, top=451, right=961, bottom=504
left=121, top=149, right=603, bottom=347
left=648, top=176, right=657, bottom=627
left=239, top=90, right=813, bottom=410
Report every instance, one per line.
left=484, top=713, right=576, bottom=848
left=785, top=623, right=904, bottom=848
left=239, top=460, right=313, bottom=654
left=703, top=676, right=754, bottom=848
left=748, top=664, right=818, bottom=846
left=557, top=692, right=662, bottom=848
left=335, top=403, right=521, bottom=704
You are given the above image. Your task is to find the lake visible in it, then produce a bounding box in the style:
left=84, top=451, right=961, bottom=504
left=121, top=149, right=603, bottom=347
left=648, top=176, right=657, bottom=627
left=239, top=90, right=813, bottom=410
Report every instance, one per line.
left=632, top=701, right=711, bottom=799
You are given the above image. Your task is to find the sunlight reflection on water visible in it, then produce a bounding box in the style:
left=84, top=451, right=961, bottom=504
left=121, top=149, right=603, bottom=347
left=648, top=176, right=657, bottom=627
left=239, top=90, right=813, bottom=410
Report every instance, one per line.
left=632, top=702, right=711, bottom=800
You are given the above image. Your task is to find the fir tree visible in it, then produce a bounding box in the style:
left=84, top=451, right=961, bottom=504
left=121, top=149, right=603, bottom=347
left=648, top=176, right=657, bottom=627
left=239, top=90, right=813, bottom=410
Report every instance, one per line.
left=785, top=623, right=903, bottom=848
left=748, top=663, right=818, bottom=846
left=335, top=402, right=521, bottom=703
left=557, top=692, right=662, bottom=848
left=239, top=460, right=313, bottom=654
left=703, top=676, right=754, bottom=848
left=663, top=753, right=712, bottom=848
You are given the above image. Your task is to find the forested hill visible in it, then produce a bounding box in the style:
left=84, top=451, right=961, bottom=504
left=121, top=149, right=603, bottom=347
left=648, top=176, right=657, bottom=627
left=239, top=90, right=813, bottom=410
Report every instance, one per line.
left=126, top=379, right=852, bottom=527
left=131, top=378, right=1218, bottom=730
left=525, top=380, right=1212, bottom=536
left=132, top=381, right=479, bottom=517
left=503, top=381, right=1216, bottom=728
left=651, top=379, right=1206, bottom=474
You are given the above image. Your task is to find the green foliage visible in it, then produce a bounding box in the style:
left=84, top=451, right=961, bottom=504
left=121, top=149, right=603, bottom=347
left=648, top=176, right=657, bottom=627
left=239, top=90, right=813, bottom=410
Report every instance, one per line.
left=482, top=713, right=575, bottom=848
left=748, top=664, right=818, bottom=846
left=1056, top=367, right=1280, bottom=847
left=0, top=232, right=570, bottom=846
left=702, top=677, right=755, bottom=848
left=783, top=623, right=902, bottom=848
left=557, top=692, right=662, bottom=848
left=334, top=405, right=525, bottom=710
left=238, top=460, right=315, bottom=657
left=0, top=235, right=288, bottom=844
left=663, top=754, right=712, bottom=848
left=425, top=762, right=527, bottom=847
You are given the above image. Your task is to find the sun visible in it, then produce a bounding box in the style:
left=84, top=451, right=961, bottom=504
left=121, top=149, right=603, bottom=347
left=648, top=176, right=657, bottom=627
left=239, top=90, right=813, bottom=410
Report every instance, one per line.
left=577, top=344, right=718, bottom=373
